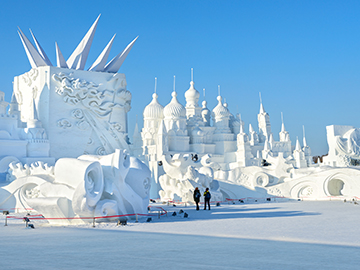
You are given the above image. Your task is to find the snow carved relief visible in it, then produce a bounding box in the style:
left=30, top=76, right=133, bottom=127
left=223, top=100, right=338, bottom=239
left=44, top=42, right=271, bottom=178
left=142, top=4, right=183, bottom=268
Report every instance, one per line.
left=22, top=69, right=39, bottom=87
left=52, top=72, right=131, bottom=154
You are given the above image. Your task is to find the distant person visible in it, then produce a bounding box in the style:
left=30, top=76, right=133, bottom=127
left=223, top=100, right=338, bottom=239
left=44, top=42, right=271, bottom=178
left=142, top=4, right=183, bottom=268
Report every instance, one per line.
left=203, top=188, right=211, bottom=210
left=193, top=187, right=201, bottom=210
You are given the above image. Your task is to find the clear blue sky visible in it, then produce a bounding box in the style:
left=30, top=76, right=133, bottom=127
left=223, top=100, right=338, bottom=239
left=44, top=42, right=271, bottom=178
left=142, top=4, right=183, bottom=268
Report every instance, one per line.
left=1, top=0, right=360, bottom=156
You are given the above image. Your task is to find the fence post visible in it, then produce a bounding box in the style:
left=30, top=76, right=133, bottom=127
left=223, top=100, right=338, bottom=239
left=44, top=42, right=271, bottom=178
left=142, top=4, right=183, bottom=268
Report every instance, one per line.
left=135, top=214, right=138, bottom=223
left=4, top=216, right=7, bottom=226
left=92, top=217, right=95, bottom=228
left=158, top=211, right=160, bottom=219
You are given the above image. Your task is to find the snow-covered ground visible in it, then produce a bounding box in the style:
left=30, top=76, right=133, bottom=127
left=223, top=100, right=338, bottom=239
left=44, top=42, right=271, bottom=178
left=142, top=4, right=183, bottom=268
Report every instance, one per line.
left=1, top=200, right=360, bottom=269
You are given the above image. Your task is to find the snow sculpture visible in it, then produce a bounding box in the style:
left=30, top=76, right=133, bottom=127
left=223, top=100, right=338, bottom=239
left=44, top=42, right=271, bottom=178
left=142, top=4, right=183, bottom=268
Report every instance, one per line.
left=14, top=15, right=137, bottom=159
left=158, top=154, right=222, bottom=202
left=323, top=125, right=360, bottom=167
left=0, top=149, right=151, bottom=224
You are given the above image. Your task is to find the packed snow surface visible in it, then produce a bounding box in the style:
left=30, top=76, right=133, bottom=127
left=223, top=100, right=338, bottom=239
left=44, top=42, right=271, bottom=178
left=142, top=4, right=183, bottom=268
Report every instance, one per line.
left=1, top=200, right=360, bottom=269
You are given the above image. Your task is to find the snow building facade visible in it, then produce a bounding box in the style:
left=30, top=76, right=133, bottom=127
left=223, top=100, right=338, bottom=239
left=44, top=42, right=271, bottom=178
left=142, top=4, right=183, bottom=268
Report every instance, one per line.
left=134, top=78, right=312, bottom=198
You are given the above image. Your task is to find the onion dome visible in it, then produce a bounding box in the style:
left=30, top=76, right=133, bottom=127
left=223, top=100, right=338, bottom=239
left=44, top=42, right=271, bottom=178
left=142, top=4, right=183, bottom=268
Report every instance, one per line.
left=163, top=91, right=186, bottom=119
left=201, top=101, right=211, bottom=117
left=143, top=93, right=164, bottom=119
left=212, top=96, right=230, bottom=119
left=184, top=81, right=200, bottom=107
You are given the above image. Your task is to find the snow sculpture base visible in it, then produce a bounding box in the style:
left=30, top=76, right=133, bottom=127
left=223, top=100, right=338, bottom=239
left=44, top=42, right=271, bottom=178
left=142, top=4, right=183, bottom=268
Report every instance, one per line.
left=0, top=149, right=151, bottom=225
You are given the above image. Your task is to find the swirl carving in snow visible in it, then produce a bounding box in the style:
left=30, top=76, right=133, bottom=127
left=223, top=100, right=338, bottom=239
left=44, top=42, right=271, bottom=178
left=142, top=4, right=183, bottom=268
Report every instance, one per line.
left=0, top=149, right=151, bottom=225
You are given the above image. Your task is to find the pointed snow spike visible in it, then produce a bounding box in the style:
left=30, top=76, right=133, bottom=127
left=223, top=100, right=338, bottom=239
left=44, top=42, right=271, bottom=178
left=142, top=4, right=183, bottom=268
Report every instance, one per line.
left=249, top=123, right=254, bottom=133
left=239, top=123, right=244, bottom=134
left=30, top=98, right=39, bottom=120
left=303, top=125, right=308, bottom=147
left=260, top=103, right=265, bottom=114
left=29, top=29, right=52, bottom=66
left=89, top=34, right=116, bottom=71
left=133, top=122, right=140, bottom=138
left=295, top=138, right=301, bottom=151
left=18, top=28, right=48, bottom=68
left=281, top=122, right=286, bottom=132
left=264, top=137, right=270, bottom=151
left=104, top=36, right=138, bottom=73
left=303, top=136, right=308, bottom=147
left=11, top=92, right=18, bottom=104
left=66, top=14, right=101, bottom=70
left=55, top=42, right=68, bottom=68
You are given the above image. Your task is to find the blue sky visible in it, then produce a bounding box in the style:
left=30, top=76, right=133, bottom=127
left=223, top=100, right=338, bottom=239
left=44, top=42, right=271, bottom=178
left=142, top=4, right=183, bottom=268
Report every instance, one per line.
left=1, top=0, right=360, bottom=156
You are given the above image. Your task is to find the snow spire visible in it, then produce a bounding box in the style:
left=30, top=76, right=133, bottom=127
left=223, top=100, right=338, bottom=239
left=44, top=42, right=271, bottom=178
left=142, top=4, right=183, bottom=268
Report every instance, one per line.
left=259, top=92, right=265, bottom=114
left=295, top=137, right=301, bottom=151
left=249, top=123, right=254, bottom=133
left=133, top=118, right=140, bottom=139
left=239, top=114, right=244, bottom=134
left=281, top=112, right=285, bottom=132
left=303, top=125, right=308, bottom=147
left=9, top=92, right=20, bottom=118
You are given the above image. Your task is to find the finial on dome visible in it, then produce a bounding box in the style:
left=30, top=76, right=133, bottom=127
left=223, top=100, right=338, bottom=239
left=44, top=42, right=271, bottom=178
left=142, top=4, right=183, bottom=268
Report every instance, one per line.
left=259, top=92, right=265, bottom=113
left=154, top=77, right=157, bottom=94
left=202, top=100, right=207, bottom=108
left=152, top=93, right=158, bottom=99
left=173, top=75, right=176, bottom=92
left=191, top=68, right=194, bottom=82
left=203, top=88, right=206, bottom=100
left=223, top=97, right=228, bottom=108
left=218, top=85, right=221, bottom=97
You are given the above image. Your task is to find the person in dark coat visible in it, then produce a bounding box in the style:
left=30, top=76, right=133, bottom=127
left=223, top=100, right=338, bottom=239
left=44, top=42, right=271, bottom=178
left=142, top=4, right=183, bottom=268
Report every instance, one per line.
left=203, top=188, right=211, bottom=210
left=193, top=187, right=201, bottom=210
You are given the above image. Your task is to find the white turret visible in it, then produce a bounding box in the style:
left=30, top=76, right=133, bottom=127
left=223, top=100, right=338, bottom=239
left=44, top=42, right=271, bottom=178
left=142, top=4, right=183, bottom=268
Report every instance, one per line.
left=163, top=89, right=189, bottom=152
left=201, top=100, right=211, bottom=126
left=262, top=136, right=272, bottom=159
left=249, top=123, right=259, bottom=146
left=143, top=93, right=164, bottom=132
left=258, top=97, right=272, bottom=143
left=279, top=116, right=290, bottom=142
left=8, top=92, right=21, bottom=122
left=23, top=99, right=50, bottom=158
left=293, top=138, right=307, bottom=168
left=212, top=96, right=231, bottom=135
left=302, top=126, right=312, bottom=166
left=185, top=79, right=202, bottom=125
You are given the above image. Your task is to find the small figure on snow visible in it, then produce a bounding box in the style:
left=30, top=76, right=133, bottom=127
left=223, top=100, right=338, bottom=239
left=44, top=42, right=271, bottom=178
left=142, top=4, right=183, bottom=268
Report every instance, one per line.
left=193, top=187, right=201, bottom=210
left=204, top=188, right=211, bottom=210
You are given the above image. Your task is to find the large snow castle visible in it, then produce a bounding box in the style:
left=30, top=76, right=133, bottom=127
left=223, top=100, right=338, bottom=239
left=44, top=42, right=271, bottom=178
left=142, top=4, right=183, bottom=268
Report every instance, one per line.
left=1, top=16, right=360, bottom=225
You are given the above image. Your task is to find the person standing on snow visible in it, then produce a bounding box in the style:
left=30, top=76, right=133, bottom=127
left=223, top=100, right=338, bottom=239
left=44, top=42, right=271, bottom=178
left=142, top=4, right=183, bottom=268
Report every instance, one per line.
left=193, top=187, right=201, bottom=210
left=203, top=188, right=211, bottom=210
